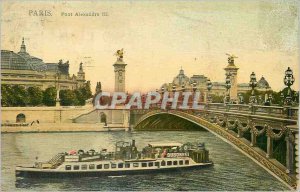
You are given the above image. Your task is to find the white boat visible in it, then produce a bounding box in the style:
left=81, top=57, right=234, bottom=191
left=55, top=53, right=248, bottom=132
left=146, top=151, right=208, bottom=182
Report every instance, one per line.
left=16, top=140, right=213, bottom=178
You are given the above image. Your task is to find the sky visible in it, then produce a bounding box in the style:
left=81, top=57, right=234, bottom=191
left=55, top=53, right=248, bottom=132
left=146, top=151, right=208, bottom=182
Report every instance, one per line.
left=1, top=0, right=299, bottom=92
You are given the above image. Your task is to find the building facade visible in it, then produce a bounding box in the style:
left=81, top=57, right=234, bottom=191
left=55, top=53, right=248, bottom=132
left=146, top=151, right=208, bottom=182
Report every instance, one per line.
left=1, top=38, right=86, bottom=90
left=159, top=56, right=272, bottom=98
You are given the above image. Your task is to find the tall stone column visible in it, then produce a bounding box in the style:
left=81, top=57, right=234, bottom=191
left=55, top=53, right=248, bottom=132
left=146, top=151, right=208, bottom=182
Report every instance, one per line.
left=224, top=54, right=239, bottom=102
left=113, top=49, right=127, bottom=92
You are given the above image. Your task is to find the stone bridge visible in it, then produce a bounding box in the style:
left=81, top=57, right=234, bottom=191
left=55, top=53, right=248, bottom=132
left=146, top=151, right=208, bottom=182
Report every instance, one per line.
left=130, top=103, right=299, bottom=189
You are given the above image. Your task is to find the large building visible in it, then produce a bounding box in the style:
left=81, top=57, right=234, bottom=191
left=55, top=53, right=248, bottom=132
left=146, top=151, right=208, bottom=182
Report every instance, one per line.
left=1, top=38, right=86, bottom=90
left=159, top=56, right=272, bottom=98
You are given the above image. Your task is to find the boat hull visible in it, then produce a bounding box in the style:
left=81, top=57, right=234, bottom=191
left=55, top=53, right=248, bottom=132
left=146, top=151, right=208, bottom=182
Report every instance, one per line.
left=16, top=163, right=213, bottom=178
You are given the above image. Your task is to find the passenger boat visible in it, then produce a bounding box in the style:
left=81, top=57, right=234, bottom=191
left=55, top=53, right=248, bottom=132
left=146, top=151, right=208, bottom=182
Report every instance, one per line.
left=16, top=140, right=213, bottom=178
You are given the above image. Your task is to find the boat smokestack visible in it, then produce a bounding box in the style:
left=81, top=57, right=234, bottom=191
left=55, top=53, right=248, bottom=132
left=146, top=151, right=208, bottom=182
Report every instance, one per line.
left=132, top=140, right=135, bottom=147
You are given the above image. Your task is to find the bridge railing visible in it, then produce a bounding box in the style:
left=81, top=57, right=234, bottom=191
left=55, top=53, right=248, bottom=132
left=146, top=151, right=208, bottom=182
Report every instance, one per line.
left=203, top=103, right=298, bottom=120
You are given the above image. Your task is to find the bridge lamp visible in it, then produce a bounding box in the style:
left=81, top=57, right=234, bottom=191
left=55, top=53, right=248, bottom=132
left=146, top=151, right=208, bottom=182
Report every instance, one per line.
left=284, top=67, right=295, bottom=106
left=181, top=84, right=186, bottom=92
left=268, top=94, right=273, bottom=105
left=238, top=93, right=244, bottom=104
left=280, top=92, right=284, bottom=106
left=192, top=81, right=197, bottom=92
left=172, top=84, right=176, bottom=92
left=206, top=79, right=212, bottom=103
left=249, top=72, right=257, bottom=104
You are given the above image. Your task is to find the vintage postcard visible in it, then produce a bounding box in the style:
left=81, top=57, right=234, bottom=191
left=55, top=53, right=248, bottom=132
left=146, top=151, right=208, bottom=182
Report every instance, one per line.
left=1, top=0, right=299, bottom=191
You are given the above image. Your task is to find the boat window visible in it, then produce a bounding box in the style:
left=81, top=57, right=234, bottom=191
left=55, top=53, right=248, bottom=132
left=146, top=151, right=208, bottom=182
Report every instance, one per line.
left=81, top=165, right=87, bottom=170
left=133, top=163, right=139, bottom=167
left=104, top=164, right=109, bottom=169
left=118, top=163, right=124, bottom=168
left=185, top=160, right=189, bottom=165
left=73, top=165, right=80, bottom=170
left=173, top=161, right=178, bottom=165
left=155, top=162, right=159, bottom=167
left=125, top=163, right=130, bottom=168
left=142, top=163, right=147, bottom=167
left=65, top=165, right=71, bottom=170
left=111, top=164, right=116, bottom=169
left=89, top=164, right=95, bottom=169
left=97, top=164, right=102, bottom=169
left=161, top=161, right=166, bottom=166
left=179, top=160, right=183, bottom=165
left=148, top=162, right=153, bottom=167
left=167, top=161, right=172, bottom=166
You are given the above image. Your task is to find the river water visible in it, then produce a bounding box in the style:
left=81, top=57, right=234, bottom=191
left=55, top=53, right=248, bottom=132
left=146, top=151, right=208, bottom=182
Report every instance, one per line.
left=1, top=131, right=288, bottom=191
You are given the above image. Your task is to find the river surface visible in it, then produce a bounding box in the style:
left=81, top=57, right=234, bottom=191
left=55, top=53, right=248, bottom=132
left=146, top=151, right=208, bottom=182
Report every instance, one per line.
left=1, top=131, right=288, bottom=191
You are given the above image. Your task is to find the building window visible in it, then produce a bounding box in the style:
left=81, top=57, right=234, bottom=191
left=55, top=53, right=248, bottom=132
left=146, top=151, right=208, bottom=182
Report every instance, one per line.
left=125, top=163, right=130, bottom=168
left=111, top=164, right=116, bottom=169
left=118, top=163, right=124, bottom=168
left=155, top=162, right=159, bottom=167
left=133, top=163, right=139, bottom=167
left=65, top=165, right=71, bottom=170
left=185, top=160, right=189, bottom=165
left=173, top=161, right=178, bottom=165
left=96, top=164, right=102, bottom=169
left=89, top=164, right=95, bottom=169
left=179, top=160, right=183, bottom=165
left=73, top=165, right=80, bottom=170
left=142, top=163, right=147, bottom=167
left=104, top=164, right=109, bottom=169
left=81, top=165, right=87, bottom=170
left=161, top=161, right=166, bottom=166
left=167, top=161, right=172, bottom=166
left=148, top=162, right=153, bottom=167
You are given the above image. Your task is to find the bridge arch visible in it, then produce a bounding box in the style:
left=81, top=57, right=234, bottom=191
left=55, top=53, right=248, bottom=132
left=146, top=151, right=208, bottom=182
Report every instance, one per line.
left=133, top=110, right=296, bottom=189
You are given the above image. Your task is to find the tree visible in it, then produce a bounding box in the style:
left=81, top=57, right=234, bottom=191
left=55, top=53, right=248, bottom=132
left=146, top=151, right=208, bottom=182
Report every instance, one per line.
left=60, top=89, right=77, bottom=106
left=11, top=85, right=29, bottom=106
left=1, top=84, right=11, bottom=106
left=43, top=87, right=57, bottom=106
left=27, top=86, right=43, bottom=106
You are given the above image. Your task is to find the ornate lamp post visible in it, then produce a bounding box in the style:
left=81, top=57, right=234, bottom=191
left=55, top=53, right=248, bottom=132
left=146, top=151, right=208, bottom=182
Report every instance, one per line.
left=192, top=81, right=197, bottom=92
left=224, top=73, right=231, bottom=104
left=172, top=84, right=176, bottom=93
left=284, top=67, right=295, bottom=106
left=280, top=92, right=284, bottom=106
left=206, top=78, right=212, bottom=103
left=268, top=94, right=273, bottom=106
left=249, top=72, right=257, bottom=104
left=238, top=93, right=244, bottom=104
left=181, top=84, right=186, bottom=92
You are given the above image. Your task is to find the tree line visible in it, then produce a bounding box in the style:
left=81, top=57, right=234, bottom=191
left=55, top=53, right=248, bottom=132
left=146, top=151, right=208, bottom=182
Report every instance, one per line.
left=1, top=82, right=92, bottom=107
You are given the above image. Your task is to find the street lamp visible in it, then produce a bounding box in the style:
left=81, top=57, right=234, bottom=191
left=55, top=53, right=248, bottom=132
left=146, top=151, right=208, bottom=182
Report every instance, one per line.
left=206, top=78, right=212, bottom=103
left=284, top=67, right=295, bottom=106
left=181, top=84, right=186, bottom=92
left=249, top=72, right=257, bottom=104
left=192, top=81, right=197, bottom=92
left=238, top=93, right=244, bottom=104
left=280, top=92, right=284, bottom=106
left=224, top=73, right=231, bottom=104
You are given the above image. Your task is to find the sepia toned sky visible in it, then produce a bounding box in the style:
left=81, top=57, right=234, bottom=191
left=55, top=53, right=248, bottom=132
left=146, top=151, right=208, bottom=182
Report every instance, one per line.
left=1, top=0, right=299, bottom=92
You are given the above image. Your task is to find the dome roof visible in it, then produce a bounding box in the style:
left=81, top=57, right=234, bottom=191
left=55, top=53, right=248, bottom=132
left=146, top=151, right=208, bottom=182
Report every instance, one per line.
left=257, top=76, right=270, bottom=88
left=172, top=68, right=190, bottom=86
left=1, top=50, right=30, bottom=70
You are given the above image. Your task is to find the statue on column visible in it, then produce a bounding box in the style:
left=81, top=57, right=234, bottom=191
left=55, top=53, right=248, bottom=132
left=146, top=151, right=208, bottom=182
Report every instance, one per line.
left=114, top=48, right=124, bottom=61
left=226, top=53, right=238, bottom=65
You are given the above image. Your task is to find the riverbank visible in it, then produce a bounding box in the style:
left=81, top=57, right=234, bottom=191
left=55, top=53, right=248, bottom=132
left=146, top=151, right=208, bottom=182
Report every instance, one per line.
left=1, top=123, right=126, bottom=133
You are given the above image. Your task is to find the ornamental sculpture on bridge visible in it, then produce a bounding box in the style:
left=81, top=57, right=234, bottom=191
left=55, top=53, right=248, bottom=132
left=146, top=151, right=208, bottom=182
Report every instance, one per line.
left=114, top=48, right=124, bottom=61
left=226, top=53, right=238, bottom=65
